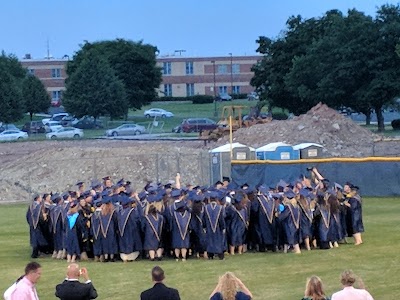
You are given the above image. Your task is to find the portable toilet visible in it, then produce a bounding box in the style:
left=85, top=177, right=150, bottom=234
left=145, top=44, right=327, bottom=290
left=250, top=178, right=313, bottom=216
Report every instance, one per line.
left=209, top=142, right=255, bottom=185
left=293, top=143, right=324, bottom=159
left=256, top=142, right=300, bottom=160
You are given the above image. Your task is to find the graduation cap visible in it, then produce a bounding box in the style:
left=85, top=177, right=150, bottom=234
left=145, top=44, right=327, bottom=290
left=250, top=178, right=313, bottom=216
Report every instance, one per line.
left=206, top=191, right=219, bottom=199
left=125, top=181, right=132, bottom=186
left=222, top=176, right=231, bottom=183
left=284, top=189, right=296, bottom=199
left=299, top=188, right=310, bottom=198
left=147, top=193, right=162, bottom=203
left=70, top=200, right=79, bottom=208
left=102, top=176, right=111, bottom=181
left=240, top=183, right=249, bottom=189
left=83, top=190, right=92, bottom=198
left=171, top=189, right=182, bottom=198
left=334, top=183, right=343, bottom=190
left=174, top=200, right=186, bottom=210
left=120, top=195, right=132, bottom=206
left=214, top=180, right=223, bottom=186
left=91, top=180, right=101, bottom=189
left=164, top=183, right=172, bottom=190
left=138, top=191, right=148, bottom=201
left=69, top=191, right=77, bottom=198
left=94, top=199, right=102, bottom=207
left=76, top=181, right=84, bottom=187
left=277, top=179, right=288, bottom=188
left=232, top=193, right=244, bottom=204
left=51, top=193, right=61, bottom=203
left=193, top=193, right=205, bottom=202
left=258, top=185, right=269, bottom=195
left=62, top=192, right=70, bottom=200
left=117, top=178, right=125, bottom=186
left=102, top=196, right=111, bottom=204
left=101, top=190, right=111, bottom=197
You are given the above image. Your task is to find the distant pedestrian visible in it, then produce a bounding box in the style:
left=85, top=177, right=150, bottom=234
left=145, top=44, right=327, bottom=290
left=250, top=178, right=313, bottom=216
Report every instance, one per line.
left=331, top=270, right=374, bottom=300
left=10, top=262, right=42, bottom=300
left=140, top=266, right=180, bottom=300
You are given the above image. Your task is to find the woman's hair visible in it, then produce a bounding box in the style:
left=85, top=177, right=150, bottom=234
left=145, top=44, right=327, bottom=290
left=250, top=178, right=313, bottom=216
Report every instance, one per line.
left=340, top=270, right=357, bottom=286
left=304, top=276, right=326, bottom=300
left=101, top=202, right=114, bottom=216
left=327, top=194, right=340, bottom=214
left=219, top=272, right=238, bottom=300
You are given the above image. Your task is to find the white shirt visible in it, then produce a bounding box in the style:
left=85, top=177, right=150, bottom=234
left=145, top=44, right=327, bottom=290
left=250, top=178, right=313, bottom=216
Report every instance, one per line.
left=331, top=286, right=374, bottom=300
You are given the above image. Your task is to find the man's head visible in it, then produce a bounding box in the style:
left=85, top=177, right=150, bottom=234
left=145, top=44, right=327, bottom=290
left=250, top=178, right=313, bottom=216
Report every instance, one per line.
left=66, top=263, right=81, bottom=279
left=340, top=270, right=357, bottom=287
left=25, top=262, right=42, bottom=284
left=151, top=266, right=165, bottom=283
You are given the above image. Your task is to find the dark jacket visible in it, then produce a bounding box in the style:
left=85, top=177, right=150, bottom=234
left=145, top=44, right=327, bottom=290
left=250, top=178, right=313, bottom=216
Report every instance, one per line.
left=140, top=282, right=180, bottom=300
left=55, top=280, right=98, bottom=300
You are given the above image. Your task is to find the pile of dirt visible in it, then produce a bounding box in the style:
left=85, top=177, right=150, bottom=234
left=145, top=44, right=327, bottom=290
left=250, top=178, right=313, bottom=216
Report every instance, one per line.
left=214, top=103, right=380, bottom=157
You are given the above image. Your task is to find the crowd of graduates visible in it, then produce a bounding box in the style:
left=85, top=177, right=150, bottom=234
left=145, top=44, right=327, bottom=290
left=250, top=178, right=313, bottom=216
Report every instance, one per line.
left=26, top=167, right=365, bottom=262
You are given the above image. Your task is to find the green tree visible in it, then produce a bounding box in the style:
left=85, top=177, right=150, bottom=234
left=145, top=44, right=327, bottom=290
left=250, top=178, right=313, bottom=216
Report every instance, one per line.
left=63, top=49, right=128, bottom=119
left=22, top=75, right=51, bottom=121
left=0, top=52, right=26, bottom=123
left=67, top=39, right=162, bottom=110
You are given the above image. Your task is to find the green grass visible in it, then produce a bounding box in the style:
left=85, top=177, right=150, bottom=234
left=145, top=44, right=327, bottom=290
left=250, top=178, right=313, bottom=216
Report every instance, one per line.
left=0, top=198, right=399, bottom=299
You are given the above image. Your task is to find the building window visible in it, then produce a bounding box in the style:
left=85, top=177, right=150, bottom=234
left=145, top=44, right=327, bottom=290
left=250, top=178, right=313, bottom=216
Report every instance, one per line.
left=163, top=62, right=172, bottom=75
left=218, top=86, right=228, bottom=94
left=164, top=84, right=172, bottom=96
left=185, top=62, right=194, bottom=75
left=233, top=86, right=240, bottom=94
left=186, top=83, right=195, bottom=96
left=28, top=69, right=35, bottom=75
left=52, top=90, right=62, bottom=100
left=232, top=64, right=240, bottom=74
left=52, top=68, right=61, bottom=78
left=218, top=64, right=228, bottom=74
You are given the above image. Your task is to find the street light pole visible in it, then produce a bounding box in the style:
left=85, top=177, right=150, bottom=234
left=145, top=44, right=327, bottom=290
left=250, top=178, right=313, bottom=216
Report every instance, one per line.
left=229, top=53, right=233, bottom=95
left=211, top=60, right=217, bottom=117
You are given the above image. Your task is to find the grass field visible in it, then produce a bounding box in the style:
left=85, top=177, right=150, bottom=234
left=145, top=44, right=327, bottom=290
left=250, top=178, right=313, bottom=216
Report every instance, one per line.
left=0, top=198, right=399, bottom=299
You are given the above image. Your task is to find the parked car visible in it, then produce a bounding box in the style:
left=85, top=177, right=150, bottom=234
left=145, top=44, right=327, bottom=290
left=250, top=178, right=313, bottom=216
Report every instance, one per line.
left=0, top=130, right=28, bottom=141
left=247, top=92, right=259, bottom=101
left=44, top=121, right=63, bottom=133
left=21, top=121, right=46, bottom=134
left=60, top=115, right=78, bottom=127
left=144, top=108, right=174, bottom=118
left=0, top=124, right=20, bottom=133
left=216, top=93, right=232, bottom=101
left=42, top=113, right=69, bottom=125
left=106, top=123, right=146, bottom=137
left=73, top=116, right=103, bottom=129
left=46, top=127, right=83, bottom=139
left=181, top=118, right=218, bottom=133
left=172, top=125, right=182, bottom=133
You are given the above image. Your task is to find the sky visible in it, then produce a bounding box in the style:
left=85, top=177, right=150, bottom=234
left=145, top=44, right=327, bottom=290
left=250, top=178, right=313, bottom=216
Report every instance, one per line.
left=0, top=0, right=398, bottom=59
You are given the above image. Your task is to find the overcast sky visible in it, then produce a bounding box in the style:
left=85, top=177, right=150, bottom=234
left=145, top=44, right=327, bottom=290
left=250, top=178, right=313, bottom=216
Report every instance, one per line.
left=1, top=0, right=398, bottom=59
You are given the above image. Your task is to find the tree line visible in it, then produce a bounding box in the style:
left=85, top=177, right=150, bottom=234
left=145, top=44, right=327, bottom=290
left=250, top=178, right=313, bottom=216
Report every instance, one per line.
left=251, top=4, right=400, bottom=131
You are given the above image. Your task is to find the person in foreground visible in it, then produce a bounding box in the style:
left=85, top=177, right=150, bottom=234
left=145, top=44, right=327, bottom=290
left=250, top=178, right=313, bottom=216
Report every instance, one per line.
left=140, top=266, right=180, bottom=300
left=55, top=263, right=98, bottom=300
left=209, top=272, right=252, bottom=300
left=10, top=262, right=42, bottom=300
left=331, top=270, right=374, bottom=300
left=302, top=275, right=330, bottom=300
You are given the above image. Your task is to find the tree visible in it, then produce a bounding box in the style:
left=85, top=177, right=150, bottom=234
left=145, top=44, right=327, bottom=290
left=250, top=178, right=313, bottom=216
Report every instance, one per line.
left=0, top=52, right=26, bottom=123
left=22, top=75, right=51, bottom=121
left=67, top=39, right=162, bottom=110
left=63, top=49, right=128, bottom=120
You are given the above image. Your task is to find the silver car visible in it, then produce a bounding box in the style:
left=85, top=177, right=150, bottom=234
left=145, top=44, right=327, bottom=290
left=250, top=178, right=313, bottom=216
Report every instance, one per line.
left=106, top=124, right=146, bottom=137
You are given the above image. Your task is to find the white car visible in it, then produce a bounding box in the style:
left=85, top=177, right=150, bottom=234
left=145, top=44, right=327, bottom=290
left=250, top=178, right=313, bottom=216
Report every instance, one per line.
left=46, top=127, right=84, bottom=139
left=42, top=113, right=69, bottom=125
left=143, top=108, right=174, bottom=118
left=0, top=130, right=28, bottom=141
left=106, top=124, right=146, bottom=137
left=44, top=121, right=63, bottom=133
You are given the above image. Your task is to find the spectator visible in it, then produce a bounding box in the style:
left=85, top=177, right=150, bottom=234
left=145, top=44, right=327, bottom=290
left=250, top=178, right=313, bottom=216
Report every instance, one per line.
left=55, top=263, right=98, bottom=300
left=140, top=266, right=180, bottom=300
left=331, top=270, right=374, bottom=300
left=209, top=272, right=252, bottom=300
left=10, top=262, right=42, bottom=300
left=302, top=275, right=330, bottom=300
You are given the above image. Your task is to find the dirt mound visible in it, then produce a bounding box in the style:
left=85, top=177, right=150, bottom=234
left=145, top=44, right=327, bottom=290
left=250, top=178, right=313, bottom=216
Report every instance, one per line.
left=214, top=103, right=379, bottom=157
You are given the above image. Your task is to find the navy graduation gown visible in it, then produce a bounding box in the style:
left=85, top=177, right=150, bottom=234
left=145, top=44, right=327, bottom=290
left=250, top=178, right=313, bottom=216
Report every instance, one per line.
left=51, top=204, right=65, bottom=251
left=100, top=210, right=118, bottom=255
left=298, top=198, right=314, bottom=239
left=226, top=205, right=248, bottom=246
left=278, top=203, right=301, bottom=245
left=90, top=210, right=103, bottom=256
left=26, top=202, right=48, bottom=248
left=203, top=202, right=225, bottom=254
left=190, top=204, right=207, bottom=253
left=141, top=213, right=164, bottom=251
left=252, top=195, right=276, bottom=246
left=170, top=210, right=191, bottom=249
left=117, top=207, right=142, bottom=254
left=348, top=195, right=364, bottom=234
left=65, top=213, right=86, bottom=256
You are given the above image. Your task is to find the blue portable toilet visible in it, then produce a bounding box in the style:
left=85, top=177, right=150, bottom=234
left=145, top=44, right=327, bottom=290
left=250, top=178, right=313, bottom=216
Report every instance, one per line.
left=256, top=142, right=300, bottom=160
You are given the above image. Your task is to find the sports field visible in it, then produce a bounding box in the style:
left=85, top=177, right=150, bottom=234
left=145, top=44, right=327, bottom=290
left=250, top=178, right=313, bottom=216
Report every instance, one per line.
left=0, top=198, right=399, bottom=299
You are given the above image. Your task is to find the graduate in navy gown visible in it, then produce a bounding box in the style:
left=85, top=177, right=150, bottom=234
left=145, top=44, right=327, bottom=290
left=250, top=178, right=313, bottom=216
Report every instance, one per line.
left=117, top=195, right=142, bottom=262
left=91, top=199, right=103, bottom=262
left=190, top=193, right=208, bottom=258
left=170, top=199, right=191, bottom=261
left=203, top=191, right=226, bottom=260
left=26, top=194, right=48, bottom=258
left=65, top=201, right=86, bottom=263
left=141, top=195, right=165, bottom=261
left=99, top=196, right=119, bottom=262
left=50, top=194, right=65, bottom=259
left=314, top=194, right=331, bottom=250
left=252, top=187, right=277, bottom=252
left=226, top=192, right=248, bottom=255
left=344, top=182, right=364, bottom=245
left=327, top=193, right=343, bottom=248
left=278, top=190, right=301, bottom=254
left=297, top=189, right=315, bottom=251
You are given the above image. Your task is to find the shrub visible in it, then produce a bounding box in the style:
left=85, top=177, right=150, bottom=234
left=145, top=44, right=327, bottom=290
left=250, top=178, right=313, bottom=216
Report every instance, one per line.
left=272, top=112, right=288, bottom=120
left=191, top=95, right=214, bottom=104
left=391, top=119, right=400, bottom=130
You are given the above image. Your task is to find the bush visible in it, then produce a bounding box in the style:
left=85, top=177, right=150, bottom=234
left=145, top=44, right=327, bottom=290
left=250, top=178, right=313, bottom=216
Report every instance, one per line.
left=272, top=112, right=288, bottom=120
left=157, top=96, right=191, bottom=102
left=191, top=95, right=214, bottom=104
left=391, top=119, right=400, bottom=130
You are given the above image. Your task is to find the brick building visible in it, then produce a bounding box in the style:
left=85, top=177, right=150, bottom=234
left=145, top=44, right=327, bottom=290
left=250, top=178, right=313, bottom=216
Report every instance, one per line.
left=20, top=54, right=260, bottom=104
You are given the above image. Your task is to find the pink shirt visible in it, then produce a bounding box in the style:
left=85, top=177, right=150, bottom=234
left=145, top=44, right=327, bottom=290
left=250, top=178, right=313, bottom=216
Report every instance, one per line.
left=331, top=286, right=374, bottom=300
left=10, top=277, right=39, bottom=300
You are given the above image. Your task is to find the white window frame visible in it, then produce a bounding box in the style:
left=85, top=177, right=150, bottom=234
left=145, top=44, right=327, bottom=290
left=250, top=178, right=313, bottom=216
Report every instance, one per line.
left=52, top=68, right=61, bottom=78
left=186, top=83, right=195, bottom=96
left=164, top=84, right=172, bottom=96
left=163, top=62, right=172, bottom=75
